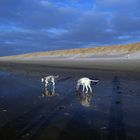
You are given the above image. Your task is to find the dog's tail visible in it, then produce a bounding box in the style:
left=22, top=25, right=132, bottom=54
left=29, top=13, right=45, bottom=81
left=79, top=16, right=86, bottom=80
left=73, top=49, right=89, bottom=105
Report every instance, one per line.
left=54, top=75, right=59, bottom=79
left=90, top=79, right=99, bottom=82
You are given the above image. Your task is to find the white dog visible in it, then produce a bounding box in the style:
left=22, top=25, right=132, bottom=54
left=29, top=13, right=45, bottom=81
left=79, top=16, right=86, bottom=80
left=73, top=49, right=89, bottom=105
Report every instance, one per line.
left=76, top=77, right=99, bottom=93
left=41, top=75, right=59, bottom=88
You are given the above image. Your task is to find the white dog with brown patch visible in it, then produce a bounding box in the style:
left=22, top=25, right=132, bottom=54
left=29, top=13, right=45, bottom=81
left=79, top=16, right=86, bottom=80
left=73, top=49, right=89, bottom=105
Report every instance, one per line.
left=76, top=77, right=99, bottom=93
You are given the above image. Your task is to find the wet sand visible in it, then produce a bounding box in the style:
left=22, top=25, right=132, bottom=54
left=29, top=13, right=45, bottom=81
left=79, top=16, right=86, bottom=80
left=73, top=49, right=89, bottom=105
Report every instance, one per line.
left=0, top=63, right=140, bottom=140
left=0, top=57, right=140, bottom=72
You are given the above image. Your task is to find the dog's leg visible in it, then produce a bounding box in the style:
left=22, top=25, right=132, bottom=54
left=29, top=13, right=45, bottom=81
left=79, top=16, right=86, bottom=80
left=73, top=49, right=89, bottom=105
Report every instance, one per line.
left=82, top=85, right=85, bottom=93
left=76, top=83, right=80, bottom=91
left=52, top=79, right=55, bottom=86
left=52, top=79, right=55, bottom=89
left=53, top=81, right=55, bottom=88
left=89, top=85, right=92, bottom=93
left=85, top=85, right=88, bottom=93
left=45, top=82, right=48, bottom=88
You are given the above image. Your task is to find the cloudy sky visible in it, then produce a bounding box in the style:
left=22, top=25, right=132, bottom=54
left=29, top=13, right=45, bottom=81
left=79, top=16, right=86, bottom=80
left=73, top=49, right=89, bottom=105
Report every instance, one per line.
left=0, top=0, right=140, bottom=56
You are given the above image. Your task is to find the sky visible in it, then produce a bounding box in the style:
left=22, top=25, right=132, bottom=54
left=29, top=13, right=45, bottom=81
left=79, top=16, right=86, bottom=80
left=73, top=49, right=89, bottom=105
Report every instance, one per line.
left=0, top=0, right=140, bottom=56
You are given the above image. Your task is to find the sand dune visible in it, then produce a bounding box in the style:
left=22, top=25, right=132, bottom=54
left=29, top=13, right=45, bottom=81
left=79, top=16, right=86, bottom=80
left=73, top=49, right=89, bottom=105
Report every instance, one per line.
left=0, top=42, right=140, bottom=59
left=0, top=42, right=140, bottom=72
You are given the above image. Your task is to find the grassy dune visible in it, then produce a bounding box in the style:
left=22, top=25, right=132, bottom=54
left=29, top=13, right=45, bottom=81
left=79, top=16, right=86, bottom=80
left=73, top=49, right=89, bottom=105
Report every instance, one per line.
left=0, top=42, right=140, bottom=72
left=1, top=42, right=140, bottom=59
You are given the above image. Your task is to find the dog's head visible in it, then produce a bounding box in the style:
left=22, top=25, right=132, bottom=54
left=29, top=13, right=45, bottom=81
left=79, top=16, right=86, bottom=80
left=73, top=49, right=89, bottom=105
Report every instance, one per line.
left=41, top=78, right=44, bottom=82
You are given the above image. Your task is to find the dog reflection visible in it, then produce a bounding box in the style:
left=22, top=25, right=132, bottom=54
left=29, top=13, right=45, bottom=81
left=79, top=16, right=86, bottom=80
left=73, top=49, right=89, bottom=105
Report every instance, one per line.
left=76, top=91, right=92, bottom=107
left=42, top=87, right=56, bottom=97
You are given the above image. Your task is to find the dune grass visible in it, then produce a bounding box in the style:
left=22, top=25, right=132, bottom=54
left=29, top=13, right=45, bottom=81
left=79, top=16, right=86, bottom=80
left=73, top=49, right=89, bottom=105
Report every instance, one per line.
left=1, top=42, right=140, bottom=58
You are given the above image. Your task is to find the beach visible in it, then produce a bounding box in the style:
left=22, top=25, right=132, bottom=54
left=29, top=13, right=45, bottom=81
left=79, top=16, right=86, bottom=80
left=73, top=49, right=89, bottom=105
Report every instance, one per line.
left=0, top=61, right=140, bottom=140
left=0, top=0, right=140, bottom=139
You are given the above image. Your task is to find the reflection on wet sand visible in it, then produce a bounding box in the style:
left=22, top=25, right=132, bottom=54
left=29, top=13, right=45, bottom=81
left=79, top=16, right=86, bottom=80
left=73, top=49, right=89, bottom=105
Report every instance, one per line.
left=76, top=91, right=93, bottom=107
left=42, top=87, right=58, bottom=97
left=0, top=69, right=140, bottom=140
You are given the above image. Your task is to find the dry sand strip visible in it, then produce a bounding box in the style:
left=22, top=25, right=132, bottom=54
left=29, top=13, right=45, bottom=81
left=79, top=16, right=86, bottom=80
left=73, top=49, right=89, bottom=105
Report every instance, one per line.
left=0, top=58, right=140, bottom=72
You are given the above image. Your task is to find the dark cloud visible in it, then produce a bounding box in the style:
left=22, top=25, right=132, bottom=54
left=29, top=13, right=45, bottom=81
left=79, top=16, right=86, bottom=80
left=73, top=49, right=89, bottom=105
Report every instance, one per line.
left=0, top=0, right=139, bottom=56
left=112, top=15, right=140, bottom=33
left=60, top=12, right=110, bottom=42
left=0, top=0, right=80, bottom=28
left=96, top=0, right=140, bottom=11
